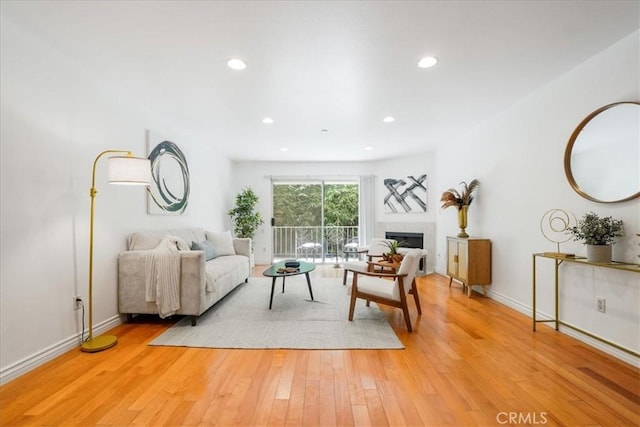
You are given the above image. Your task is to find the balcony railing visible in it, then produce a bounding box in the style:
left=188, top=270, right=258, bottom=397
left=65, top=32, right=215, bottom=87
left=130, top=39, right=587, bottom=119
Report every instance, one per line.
left=273, top=226, right=359, bottom=263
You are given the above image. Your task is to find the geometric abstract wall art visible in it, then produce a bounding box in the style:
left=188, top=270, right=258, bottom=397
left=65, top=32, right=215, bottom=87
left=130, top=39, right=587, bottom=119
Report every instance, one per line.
left=383, top=174, right=427, bottom=213
left=146, top=130, right=190, bottom=215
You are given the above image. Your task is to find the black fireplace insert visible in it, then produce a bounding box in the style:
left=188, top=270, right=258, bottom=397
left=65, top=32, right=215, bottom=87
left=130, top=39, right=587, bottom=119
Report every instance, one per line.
left=385, top=231, right=423, bottom=249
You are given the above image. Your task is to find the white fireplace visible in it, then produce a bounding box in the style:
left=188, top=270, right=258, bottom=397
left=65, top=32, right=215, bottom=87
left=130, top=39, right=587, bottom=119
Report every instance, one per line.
left=375, top=222, right=435, bottom=274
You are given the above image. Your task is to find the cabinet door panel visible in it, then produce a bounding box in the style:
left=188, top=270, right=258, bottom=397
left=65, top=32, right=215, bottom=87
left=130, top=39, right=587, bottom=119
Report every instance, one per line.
left=458, top=242, right=468, bottom=281
left=468, top=241, right=491, bottom=284
left=447, top=239, right=458, bottom=276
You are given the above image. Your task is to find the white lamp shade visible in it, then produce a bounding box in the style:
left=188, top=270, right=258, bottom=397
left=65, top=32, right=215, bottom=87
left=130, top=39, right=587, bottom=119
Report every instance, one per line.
left=107, top=156, right=152, bottom=185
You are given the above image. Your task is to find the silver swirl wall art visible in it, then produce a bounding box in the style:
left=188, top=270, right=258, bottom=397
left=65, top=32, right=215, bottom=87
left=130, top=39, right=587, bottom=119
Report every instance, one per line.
left=147, top=139, right=190, bottom=215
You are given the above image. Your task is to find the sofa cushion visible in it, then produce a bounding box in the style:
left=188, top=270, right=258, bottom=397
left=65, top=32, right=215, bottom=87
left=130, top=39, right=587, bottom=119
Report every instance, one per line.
left=206, top=230, right=236, bottom=256
left=204, top=255, right=248, bottom=292
left=191, top=240, right=218, bottom=260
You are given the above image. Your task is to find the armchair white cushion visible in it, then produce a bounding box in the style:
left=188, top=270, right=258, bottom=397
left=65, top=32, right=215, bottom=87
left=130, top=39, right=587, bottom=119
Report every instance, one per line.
left=348, top=249, right=423, bottom=332
left=397, top=247, right=428, bottom=276
left=342, top=238, right=393, bottom=285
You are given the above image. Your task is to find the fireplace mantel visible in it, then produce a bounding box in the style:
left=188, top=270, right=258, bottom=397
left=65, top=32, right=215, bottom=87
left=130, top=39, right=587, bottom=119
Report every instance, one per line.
left=375, top=222, right=435, bottom=274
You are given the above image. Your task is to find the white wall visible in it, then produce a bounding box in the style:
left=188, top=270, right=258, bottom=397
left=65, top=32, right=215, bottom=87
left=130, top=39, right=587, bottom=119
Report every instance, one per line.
left=434, top=30, right=640, bottom=365
left=0, top=17, right=232, bottom=383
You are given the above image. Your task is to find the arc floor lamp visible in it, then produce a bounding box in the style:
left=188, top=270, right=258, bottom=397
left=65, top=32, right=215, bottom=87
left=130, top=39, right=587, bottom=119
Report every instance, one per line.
left=81, top=150, right=151, bottom=353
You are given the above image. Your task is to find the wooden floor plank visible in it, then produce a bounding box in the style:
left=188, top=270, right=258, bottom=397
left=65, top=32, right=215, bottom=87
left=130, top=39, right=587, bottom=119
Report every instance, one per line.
left=284, top=350, right=308, bottom=426
left=266, top=398, right=289, bottom=427
left=248, top=352, right=282, bottom=426
left=274, top=350, right=297, bottom=400
left=301, top=378, right=321, bottom=426
left=351, top=404, right=372, bottom=427
left=376, top=380, right=410, bottom=426
left=332, top=351, right=355, bottom=427
left=319, top=351, right=338, bottom=427
left=363, top=388, right=389, bottom=426
left=0, top=268, right=638, bottom=426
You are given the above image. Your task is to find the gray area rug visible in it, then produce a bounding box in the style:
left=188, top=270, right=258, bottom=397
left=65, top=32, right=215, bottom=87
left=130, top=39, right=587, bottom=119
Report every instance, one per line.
left=149, top=277, right=404, bottom=349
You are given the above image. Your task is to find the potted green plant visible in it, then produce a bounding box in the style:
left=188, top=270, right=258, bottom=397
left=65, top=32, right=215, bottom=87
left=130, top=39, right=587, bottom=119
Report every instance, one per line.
left=228, top=187, right=264, bottom=240
left=567, top=211, right=623, bottom=262
left=381, top=240, right=407, bottom=264
left=440, top=179, right=479, bottom=238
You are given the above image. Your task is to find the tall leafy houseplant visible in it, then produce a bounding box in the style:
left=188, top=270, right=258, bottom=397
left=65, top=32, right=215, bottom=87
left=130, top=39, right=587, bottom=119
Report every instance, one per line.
left=228, top=187, right=264, bottom=239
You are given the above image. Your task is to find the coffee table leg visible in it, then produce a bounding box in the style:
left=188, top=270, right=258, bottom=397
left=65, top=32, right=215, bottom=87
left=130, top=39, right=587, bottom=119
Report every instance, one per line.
left=305, top=272, right=314, bottom=301
left=269, top=277, right=276, bottom=309
left=282, top=276, right=286, bottom=293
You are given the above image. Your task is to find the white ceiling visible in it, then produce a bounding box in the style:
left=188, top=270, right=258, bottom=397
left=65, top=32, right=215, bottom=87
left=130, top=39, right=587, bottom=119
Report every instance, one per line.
left=2, top=1, right=639, bottom=162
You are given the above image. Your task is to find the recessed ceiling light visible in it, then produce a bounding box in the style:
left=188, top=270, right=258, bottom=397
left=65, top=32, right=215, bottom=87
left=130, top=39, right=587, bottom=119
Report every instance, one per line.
left=365, top=146, right=374, bottom=151
left=418, top=56, right=438, bottom=68
left=227, top=58, right=247, bottom=70
left=280, top=147, right=288, bottom=152
left=262, top=117, right=274, bottom=124
left=383, top=116, right=395, bottom=123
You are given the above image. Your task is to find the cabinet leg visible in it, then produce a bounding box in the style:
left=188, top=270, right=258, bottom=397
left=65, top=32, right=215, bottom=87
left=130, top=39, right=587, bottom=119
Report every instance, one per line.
left=467, top=284, right=472, bottom=297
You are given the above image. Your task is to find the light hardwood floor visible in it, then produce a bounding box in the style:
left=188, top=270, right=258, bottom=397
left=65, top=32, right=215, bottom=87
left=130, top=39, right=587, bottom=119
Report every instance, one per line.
left=1, top=266, right=638, bottom=426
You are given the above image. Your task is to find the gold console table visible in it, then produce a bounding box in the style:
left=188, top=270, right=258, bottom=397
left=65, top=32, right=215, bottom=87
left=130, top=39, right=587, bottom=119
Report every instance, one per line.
left=532, top=252, right=640, bottom=358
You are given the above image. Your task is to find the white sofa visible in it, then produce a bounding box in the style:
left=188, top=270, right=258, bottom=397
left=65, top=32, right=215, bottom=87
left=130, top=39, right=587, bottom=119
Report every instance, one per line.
left=118, top=227, right=250, bottom=326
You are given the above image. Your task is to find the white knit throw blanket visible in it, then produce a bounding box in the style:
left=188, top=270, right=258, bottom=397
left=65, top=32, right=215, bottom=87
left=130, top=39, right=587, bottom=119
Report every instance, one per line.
left=145, top=236, right=181, bottom=318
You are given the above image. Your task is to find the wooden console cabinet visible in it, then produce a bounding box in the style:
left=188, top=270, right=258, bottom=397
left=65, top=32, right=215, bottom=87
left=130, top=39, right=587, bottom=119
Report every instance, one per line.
left=446, top=237, right=492, bottom=297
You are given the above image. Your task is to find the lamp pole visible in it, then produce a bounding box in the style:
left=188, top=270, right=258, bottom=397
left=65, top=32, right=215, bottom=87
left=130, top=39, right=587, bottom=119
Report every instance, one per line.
left=81, top=150, right=150, bottom=353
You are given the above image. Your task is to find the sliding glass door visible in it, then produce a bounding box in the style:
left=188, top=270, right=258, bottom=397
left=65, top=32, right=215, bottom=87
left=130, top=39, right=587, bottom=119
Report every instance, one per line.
left=323, top=181, right=359, bottom=264
left=272, top=180, right=358, bottom=263
left=272, top=181, right=323, bottom=261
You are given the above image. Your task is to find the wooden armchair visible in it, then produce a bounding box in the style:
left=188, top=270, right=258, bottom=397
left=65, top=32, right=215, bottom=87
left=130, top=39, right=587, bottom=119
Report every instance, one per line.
left=342, top=238, right=394, bottom=285
left=347, top=249, right=423, bottom=332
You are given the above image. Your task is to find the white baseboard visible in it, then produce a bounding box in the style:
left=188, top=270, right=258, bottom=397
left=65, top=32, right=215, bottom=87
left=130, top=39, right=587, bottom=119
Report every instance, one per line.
left=486, top=288, right=533, bottom=317
left=0, top=315, right=122, bottom=385
left=420, top=274, right=639, bottom=367
left=556, top=325, right=639, bottom=367
left=487, top=288, right=640, bottom=368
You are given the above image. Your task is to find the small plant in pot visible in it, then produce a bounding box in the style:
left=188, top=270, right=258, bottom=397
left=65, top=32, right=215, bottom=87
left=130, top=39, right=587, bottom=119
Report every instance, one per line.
left=381, top=240, right=407, bottom=264
left=567, top=211, right=623, bottom=262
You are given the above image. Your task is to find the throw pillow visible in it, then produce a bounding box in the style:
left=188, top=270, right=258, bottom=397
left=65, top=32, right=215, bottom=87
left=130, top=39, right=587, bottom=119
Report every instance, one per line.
left=205, top=230, right=236, bottom=256
left=191, top=240, right=218, bottom=261
left=171, top=235, right=191, bottom=251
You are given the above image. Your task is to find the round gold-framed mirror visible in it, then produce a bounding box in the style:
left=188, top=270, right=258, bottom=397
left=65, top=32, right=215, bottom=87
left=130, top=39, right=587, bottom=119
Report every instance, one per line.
left=564, top=101, right=640, bottom=203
